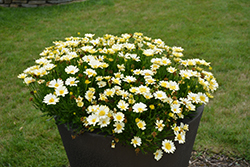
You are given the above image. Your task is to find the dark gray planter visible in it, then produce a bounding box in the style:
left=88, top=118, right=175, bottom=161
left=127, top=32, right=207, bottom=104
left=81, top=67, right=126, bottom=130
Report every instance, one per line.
left=57, top=105, right=204, bottom=167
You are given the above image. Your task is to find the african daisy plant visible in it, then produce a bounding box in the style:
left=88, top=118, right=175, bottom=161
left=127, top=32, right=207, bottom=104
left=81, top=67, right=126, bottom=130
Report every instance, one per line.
left=18, top=32, right=218, bottom=161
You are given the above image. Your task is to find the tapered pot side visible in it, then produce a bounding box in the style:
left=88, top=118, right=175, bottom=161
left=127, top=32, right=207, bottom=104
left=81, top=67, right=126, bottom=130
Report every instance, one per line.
left=57, top=104, right=204, bottom=167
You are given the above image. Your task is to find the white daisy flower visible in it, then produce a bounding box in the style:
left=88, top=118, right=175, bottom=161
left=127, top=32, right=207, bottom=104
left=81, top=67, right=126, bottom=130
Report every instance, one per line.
left=24, top=77, right=35, bottom=85
left=48, top=79, right=64, bottom=88
left=17, top=73, right=27, bottom=79
left=179, top=70, right=192, bottom=79
left=187, top=92, right=199, bottom=104
left=82, top=55, right=95, bottom=63
left=86, top=105, right=99, bottom=114
left=35, top=57, right=51, bottom=65
left=43, top=93, right=59, bottom=105
left=123, top=76, right=137, bottom=83
left=33, top=68, right=47, bottom=77
left=43, top=63, right=56, bottom=71
left=117, top=90, right=129, bottom=100
left=131, top=136, right=142, bottom=148
left=171, top=103, right=181, bottom=114
left=111, top=77, right=121, bottom=85
left=150, top=64, right=160, bottom=70
left=95, top=76, right=103, bottom=81
left=160, top=57, right=171, bottom=66
left=132, top=102, right=147, bottom=113
left=97, top=81, right=107, bottom=88
left=209, top=79, right=219, bottom=92
left=86, top=114, right=99, bottom=126
left=151, top=58, right=162, bottom=64
left=145, top=76, right=156, bottom=85
left=129, top=87, right=138, bottom=94
left=55, top=86, right=69, bottom=97
left=85, top=90, right=96, bottom=102
left=117, top=100, right=129, bottom=111
left=168, top=81, right=179, bottom=91
left=98, top=117, right=111, bottom=128
left=197, top=92, right=209, bottom=104
left=133, top=69, right=141, bottom=75
left=113, top=112, right=125, bottom=122
left=88, top=59, right=102, bottom=68
left=167, top=66, right=177, bottom=73
left=154, top=149, right=163, bottom=161
left=114, top=72, right=124, bottom=79
left=172, top=51, right=183, bottom=58
left=137, top=120, right=146, bottom=130
left=174, top=132, right=186, bottom=144
left=180, top=122, right=189, bottom=131
left=96, top=105, right=110, bottom=119
left=172, top=46, right=184, bottom=52
left=65, top=65, right=79, bottom=75
left=113, top=122, right=125, bottom=134
left=98, top=93, right=108, bottom=101
left=84, top=69, right=97, bottom=77
left=172, top=124, right=180, bottom=134
left=159, top=80, right=169, bottom=88
left=161, top=139, right=176, bottom=154
left=137, top=85, right=150, bottom=94
left=117, top=64, right=125, bottom=71
left=143, top=49, right=155, bottom=56
left=65, top=77, right=79, bottom=87
left=130, top=54, right=140, bottom=62
left=186, top=103, right=196, bottom=111
left=155, top=120, right=165, bottom=132
left=104, top=88, right=116, bottom=97
left=153, top=90, right=167, bottom=100
left=141, top=69, right=154, bottom=76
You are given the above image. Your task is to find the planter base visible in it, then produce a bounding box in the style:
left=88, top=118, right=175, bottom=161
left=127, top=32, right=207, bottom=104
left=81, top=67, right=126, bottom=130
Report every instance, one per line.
left=57, top=105, right=204, bottom=167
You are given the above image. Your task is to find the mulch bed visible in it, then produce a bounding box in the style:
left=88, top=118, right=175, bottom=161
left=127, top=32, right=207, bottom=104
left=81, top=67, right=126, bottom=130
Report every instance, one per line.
left=65, top=150, right=250, bottom=167
left=189, top=150, right=250, bottom=167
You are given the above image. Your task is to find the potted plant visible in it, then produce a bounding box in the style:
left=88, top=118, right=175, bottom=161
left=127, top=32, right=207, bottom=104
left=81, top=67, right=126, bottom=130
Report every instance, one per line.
left=18, top=32, right=218, bottom=167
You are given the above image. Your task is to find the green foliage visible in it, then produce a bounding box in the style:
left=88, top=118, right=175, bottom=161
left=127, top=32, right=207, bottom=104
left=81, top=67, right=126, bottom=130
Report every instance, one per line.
left=18, top=32, right=217, bottom=160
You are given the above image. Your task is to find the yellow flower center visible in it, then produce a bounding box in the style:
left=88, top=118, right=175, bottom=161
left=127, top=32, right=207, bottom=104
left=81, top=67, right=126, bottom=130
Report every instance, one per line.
left=158, top=123, right=163, bottom=128
left=106, top=91, right=113, bottom=96
left=177, top=134, right=182, bottom=140
left=157, top=93, right=163, bottom=98
left=200, top=96, right=205, bottom=102
left=87, top=71, right=93, bottom=75
left=91, top=118, right=97, bottom=123
left=116, top=115, right=122, bottom=121
left=138, top=122, right=143, bottom=128
left=165, top=143, right=172, bottom=150
left=113, top=79, right=120, bottom=84
left=139, top=87, right=147, bottom=93
left=49, top=98, right=55, bottom=103
left=170, top=85, right=176, bottom=90
left=99, top=110, right=106, bottom=116
left=138, top=108, right=144, bottom=112
left=161, top=82, right=167, bottom=87
left=120, top=105, right=126, bottom=110
left=116, top=124, right=122, bottom=130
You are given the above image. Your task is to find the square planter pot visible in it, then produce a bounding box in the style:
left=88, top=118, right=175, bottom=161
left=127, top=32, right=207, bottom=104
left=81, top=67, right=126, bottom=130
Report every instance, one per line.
left=57, top=104, right=204, bottom=167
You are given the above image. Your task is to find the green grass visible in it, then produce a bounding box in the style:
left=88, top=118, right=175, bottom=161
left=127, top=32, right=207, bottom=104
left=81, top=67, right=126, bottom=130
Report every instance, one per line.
left=0, top=0, right=250, bottom=166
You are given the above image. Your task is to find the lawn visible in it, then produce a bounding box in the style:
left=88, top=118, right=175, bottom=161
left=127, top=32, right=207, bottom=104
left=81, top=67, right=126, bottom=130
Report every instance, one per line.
left=0, top=0, right=249, bottom=166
